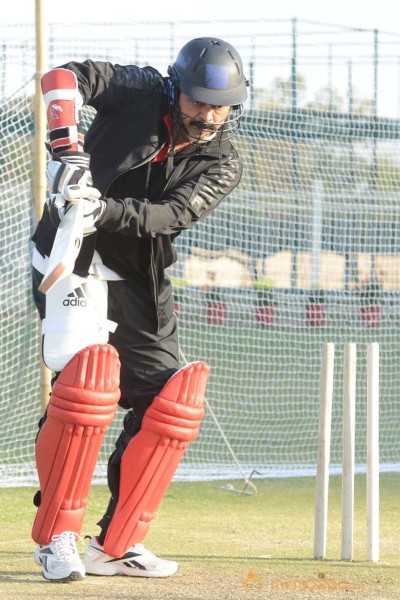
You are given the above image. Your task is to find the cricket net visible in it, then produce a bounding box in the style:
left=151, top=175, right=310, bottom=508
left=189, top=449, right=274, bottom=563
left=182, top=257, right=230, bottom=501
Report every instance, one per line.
left=1, top=20, right=400, bottom=486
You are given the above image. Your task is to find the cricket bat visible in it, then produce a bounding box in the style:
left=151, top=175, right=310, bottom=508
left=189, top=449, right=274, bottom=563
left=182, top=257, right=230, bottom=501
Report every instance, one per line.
left=38, top=201, right=84, bottom=294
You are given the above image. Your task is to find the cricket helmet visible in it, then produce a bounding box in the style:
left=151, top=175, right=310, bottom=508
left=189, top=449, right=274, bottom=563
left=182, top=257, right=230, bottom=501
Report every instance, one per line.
left=168, top=37, right=248, bottom=107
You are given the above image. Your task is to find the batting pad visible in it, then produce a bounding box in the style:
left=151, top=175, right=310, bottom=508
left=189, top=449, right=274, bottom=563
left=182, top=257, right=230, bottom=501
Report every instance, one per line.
left=103, top=361, right=209, bottom=558
left=32, top=344, right=120, bottom=545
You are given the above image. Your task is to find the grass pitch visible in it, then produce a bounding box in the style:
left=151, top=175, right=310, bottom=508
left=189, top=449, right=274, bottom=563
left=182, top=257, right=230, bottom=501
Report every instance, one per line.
left=0, top=474, right=399, bottom=599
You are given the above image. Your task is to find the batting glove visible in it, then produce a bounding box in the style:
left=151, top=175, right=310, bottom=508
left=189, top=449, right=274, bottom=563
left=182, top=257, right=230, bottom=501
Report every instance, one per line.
left=46, top=150, right=100, bottom=202
left=47, top=194, right=106, bottom=234
left=80, top=197, right=107, bottom=235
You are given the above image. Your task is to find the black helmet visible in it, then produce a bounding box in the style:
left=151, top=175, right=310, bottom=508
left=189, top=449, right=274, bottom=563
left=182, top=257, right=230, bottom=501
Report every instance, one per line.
left=168, top=37, right=248, bottom=107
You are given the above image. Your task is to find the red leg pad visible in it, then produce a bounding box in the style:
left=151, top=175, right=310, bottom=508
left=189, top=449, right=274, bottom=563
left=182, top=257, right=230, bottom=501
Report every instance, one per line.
left=32, top=344, right=120, bottom=545
left=103, top=360, right=209, bottom=557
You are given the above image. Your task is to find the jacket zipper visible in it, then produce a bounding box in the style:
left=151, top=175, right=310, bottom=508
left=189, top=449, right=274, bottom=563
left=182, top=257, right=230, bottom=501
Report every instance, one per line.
left=103, top=115, right=173, bottom=193
left=102, top=143, right=222, bottom=331
left=161, top=151, right=211, bottom=196
left=150, top=239, right=159, bottom=331
left=103, top=144, right=166, bottom=195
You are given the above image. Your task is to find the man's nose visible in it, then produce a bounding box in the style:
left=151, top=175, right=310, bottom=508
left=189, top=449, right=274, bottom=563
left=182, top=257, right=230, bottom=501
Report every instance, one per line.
left=198, top=104, right=214, bottom=121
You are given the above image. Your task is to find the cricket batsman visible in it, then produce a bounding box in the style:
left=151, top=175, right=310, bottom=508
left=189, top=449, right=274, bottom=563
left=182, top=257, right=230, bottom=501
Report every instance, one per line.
left=31, top=37, right=248, bottom=581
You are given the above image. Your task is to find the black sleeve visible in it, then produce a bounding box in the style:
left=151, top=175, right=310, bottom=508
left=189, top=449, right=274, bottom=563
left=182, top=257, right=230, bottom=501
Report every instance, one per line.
left=96, top=151, right=243, bottom=237
left=59, top=60, right=165, bottom=113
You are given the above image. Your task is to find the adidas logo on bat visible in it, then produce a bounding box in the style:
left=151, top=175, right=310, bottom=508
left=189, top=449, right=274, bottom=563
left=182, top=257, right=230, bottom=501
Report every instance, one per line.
left=63, top=283, right=89, bottom=307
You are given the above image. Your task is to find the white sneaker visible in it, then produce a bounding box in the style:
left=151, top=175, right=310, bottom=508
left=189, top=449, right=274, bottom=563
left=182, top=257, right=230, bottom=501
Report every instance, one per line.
left=34, top=531, right=85, bottom=582
left=83, top=536, right=179, bottom=578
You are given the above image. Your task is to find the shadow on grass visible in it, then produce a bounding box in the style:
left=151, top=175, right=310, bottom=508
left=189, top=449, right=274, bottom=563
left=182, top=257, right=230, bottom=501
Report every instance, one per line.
left=0, top=572, right=49, bottom=584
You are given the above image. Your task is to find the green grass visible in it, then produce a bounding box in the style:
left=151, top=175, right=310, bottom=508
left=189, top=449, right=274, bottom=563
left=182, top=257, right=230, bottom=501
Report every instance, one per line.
left=0, top=474, right=399, bottom=599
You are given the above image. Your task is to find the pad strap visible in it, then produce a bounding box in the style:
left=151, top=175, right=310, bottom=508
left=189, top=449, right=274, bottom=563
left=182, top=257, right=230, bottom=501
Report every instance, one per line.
left=103, top=361, right=209, bottom=557
left=32, top=344, right=120, bottom=545
left=41, top=68, right=84, bottom=152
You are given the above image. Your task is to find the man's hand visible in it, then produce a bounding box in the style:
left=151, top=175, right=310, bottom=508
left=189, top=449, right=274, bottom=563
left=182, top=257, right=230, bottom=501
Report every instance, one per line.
left=79, top=196, right=107, bottom=234
left=46, top=150, right=100, bottom=202
left=47, top=194, right=106, bottom=235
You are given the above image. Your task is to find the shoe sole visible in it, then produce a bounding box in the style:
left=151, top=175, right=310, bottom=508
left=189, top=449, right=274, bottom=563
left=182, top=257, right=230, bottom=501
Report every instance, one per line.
left=42, top=569, right=85, bottom=583
left=36, top=554, right=85, bottom=582
left=84, top=562, right=178, bottom=578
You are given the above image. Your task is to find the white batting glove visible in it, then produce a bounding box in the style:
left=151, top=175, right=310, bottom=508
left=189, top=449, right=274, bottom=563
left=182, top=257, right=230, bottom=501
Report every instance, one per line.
left=80, top=197, right=107, bottom=234
left=47, top=194, right=106, bottom=234
left=46, top=151, right=100, bottom=202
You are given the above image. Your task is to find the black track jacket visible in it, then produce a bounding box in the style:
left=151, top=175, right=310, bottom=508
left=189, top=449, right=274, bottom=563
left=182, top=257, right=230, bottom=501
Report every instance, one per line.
left=32, top=60, right=243, bottom=330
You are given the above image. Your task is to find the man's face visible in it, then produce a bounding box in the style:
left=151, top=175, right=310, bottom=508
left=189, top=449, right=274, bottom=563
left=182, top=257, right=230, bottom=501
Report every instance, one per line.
left=178, top=92, right=230, bottom=141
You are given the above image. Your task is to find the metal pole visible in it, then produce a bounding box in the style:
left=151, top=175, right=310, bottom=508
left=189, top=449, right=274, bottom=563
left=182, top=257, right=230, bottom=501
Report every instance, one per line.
left=0, top=44, right=6, bottom=98
left=249, top=35, right=256, bottom=112
left=346, top=60, right=357, bottom=291
left=34, top=0, right=51, bottom=411
left=291, top=17, right=299, bottom=289
left=249, top=60, right=254, bottom=111
left=370, top=29, right=379, bottom=284
left=311, top=180, right=323, bottom=289
left=328, top=44, right=333, bottom=112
